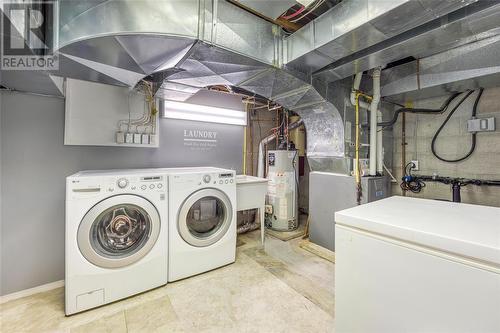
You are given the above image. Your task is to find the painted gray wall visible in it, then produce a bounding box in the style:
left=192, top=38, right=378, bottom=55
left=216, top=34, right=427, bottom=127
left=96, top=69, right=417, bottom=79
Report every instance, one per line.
left=0, top=90, right=244, bottom=295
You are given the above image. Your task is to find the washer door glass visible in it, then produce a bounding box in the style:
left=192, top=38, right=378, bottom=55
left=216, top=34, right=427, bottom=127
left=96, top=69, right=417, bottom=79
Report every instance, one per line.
left=78, top=195, right=161, bottom=268
left=178, top=189, right=232, bottom=247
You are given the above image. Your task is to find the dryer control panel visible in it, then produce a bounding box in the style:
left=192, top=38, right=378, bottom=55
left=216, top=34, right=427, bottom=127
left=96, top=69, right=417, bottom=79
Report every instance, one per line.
left=171, top=172, right=235, bottom=187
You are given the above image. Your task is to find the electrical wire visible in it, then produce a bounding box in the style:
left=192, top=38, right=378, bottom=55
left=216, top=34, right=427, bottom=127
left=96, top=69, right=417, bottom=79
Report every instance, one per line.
left=269, top=108, right=286, bottom=137
left=377, top=92, right=461, bottom=128
left=117, top=81, right=157, bottom=135
left=431, top=89, right=483, bottom=163
left=289, top=0, right=325, bottom=22
left=281, top=5, right=306, bottom=20
left=400, top=162, right=426, bottom=193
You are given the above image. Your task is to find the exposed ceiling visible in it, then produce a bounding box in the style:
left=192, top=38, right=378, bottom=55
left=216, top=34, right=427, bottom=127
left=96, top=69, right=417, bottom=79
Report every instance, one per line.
left=230, top=0, right=342, bottom=33
left=3, top=0, right=500, bottom=101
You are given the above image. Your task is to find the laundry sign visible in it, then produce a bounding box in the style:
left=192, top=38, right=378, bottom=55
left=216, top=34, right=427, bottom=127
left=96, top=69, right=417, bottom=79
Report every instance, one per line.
left=183, top=129, right=218, bottom=151
left=162, top=118, right=243, bottom=171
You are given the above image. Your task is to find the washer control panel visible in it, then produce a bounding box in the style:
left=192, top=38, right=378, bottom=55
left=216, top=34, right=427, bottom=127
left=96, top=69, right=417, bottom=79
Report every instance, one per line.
left=117, top=178, right=129, bottom=188
left=69, top=174, right=166, bottom=198
left=109, top=175, right=166, bottom=193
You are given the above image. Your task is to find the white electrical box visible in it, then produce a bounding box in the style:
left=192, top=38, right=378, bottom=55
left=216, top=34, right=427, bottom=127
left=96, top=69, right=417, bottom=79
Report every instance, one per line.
left=467, top=117, right=495, bottom=132
left=64, top=78, right=159, bottom=148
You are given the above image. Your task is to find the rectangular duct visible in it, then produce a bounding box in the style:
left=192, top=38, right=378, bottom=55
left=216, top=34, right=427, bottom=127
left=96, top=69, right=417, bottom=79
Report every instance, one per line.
left=285, top=0, right=478, bottom=76
left=381, top=34, right=500, bottom=102
left=317, top=1, right=500, bottom=82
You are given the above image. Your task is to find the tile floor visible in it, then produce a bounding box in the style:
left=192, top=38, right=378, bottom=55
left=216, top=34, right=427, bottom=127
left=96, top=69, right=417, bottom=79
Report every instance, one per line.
left=0, top=231, right=335, bottom=332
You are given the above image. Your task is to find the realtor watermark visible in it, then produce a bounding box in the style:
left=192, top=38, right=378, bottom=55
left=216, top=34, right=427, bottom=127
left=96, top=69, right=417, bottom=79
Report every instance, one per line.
left=1, top=1, right=58, bottom=70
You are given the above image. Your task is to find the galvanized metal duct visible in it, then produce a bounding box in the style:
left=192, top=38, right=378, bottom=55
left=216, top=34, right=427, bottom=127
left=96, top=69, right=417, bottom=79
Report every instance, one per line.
left=47, top=0, right=345, bottom=171
left=315, top=1, right=500, bottom=82
left=285, top=0, right=478, bottom=76
left=381, top=34, right=500, bottom=102
left=162, top=41, right=345, bottom=162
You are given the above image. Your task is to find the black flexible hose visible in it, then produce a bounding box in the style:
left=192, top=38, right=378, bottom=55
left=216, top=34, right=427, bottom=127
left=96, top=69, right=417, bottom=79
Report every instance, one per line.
left=377, top=93, right=461, bottom=128
left=431, top=89, right=483, bottom=163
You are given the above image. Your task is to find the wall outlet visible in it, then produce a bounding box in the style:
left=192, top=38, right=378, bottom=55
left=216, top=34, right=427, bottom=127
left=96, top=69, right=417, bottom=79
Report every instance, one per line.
left=411, top=160, right=419, bottom=171
left=265, top=204, right=273, bottom=214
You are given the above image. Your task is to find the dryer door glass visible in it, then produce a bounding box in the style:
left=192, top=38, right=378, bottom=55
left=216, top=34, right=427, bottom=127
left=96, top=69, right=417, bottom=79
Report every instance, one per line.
left=186, top=197, right=224, bottom=237
left=178, top=189, right=233, bottom=247
left=78, top=195, right=161, bottom=268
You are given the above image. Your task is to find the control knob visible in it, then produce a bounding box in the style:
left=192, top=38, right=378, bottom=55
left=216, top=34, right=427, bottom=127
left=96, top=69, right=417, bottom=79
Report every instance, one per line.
left=117, top=178, right=129, bottom=189
left=203, top=174, right=211, bottom=183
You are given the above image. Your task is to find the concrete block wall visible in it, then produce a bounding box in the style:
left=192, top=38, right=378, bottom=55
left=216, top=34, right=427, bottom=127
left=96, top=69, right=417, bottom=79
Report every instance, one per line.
left=391, top=86, right=500, bottom=207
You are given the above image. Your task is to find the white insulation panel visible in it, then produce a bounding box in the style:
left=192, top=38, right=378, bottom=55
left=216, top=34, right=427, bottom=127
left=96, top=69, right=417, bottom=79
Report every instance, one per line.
left=64, top=78, right=159, bottom=148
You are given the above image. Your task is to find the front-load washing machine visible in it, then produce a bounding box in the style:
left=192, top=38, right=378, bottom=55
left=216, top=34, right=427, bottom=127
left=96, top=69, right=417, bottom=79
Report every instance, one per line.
left=65, top=169, right=168, bottom=315
left=166, top=167, right=237, bottom=281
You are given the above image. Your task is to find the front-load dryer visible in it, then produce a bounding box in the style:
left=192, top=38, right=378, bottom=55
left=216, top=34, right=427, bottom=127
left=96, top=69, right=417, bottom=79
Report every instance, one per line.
left=65, top=169, right=168, bottom=315
left=166, top=167, right=237, bottom=282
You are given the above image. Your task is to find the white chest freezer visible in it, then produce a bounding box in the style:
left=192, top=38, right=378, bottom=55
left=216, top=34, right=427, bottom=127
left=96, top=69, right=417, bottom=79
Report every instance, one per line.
left=335, top=196, right=500, bottom=333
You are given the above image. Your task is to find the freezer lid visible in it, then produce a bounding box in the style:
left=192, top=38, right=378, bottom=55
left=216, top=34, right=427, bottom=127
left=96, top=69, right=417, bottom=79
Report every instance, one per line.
left=335, top=196, right=500, bottom=267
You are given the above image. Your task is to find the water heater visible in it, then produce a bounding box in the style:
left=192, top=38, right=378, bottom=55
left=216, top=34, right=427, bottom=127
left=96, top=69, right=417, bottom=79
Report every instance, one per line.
left=265, top=150, right=299, bottom=231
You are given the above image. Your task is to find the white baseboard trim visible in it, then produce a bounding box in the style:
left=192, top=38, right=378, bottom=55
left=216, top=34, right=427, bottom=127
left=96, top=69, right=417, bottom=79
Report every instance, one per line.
left=0, top=280, right=64, bottom=304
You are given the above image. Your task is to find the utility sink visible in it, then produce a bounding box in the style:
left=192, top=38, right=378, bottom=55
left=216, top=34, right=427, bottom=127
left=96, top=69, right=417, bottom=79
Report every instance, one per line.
left=235, top=175, right=268, bottom=211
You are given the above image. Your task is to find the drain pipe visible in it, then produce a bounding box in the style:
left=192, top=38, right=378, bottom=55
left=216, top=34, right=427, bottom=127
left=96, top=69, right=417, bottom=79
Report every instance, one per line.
left=377, top=110, right=384, bottom=174
left=370, top=67, right=381, bottom=176
left=257, top=119, right=303, bottom=178
left=257, top=133, right=276, bottom=178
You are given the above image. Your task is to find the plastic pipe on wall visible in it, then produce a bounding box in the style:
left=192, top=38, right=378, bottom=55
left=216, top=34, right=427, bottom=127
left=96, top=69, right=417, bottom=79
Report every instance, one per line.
left=350, top=73, right=371, bottom=110
left=377, top=110, right=384, bottom=174
left=257, top=133, right=277, bottom=178
left=370, top=67, right=381, bottom=176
